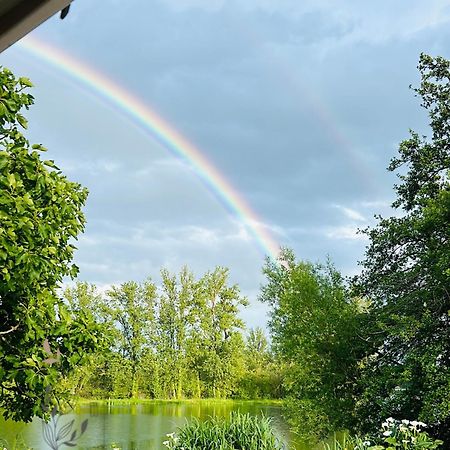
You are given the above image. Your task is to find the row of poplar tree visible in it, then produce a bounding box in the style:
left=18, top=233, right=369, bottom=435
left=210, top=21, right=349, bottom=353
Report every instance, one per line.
left=62, top=267, right=284, bottom=400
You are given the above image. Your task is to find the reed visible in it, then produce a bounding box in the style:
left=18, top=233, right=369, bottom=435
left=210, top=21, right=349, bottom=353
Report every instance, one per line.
left=163, top=411, right=286, bottom=449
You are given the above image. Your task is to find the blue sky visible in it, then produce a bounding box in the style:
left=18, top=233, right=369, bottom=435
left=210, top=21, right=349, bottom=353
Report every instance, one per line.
left=3, top=0, right=450, bottom=328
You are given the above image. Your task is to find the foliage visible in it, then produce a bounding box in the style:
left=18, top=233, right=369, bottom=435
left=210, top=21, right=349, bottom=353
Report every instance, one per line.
left=106, top=280, right=157, bottom=398
left=260, top=249, right=364, bottom=439
left=62, top=267, right=260, bottom=401
left=162, top=412, right=286, bottom=450
left=156, top=267, right=197, bottom=399
left=187, top=267, right=248, bottom=398
left=0, top=436, right=30, bottom=450
left=353, top=53, right=450, bottom=441
left=0, top=67, right=100, bottom=422
left=61, top=283, right=115, bottom=397
left=324, top=419, right=443, bottom=450
left=235, top=328, right=285, bottom=400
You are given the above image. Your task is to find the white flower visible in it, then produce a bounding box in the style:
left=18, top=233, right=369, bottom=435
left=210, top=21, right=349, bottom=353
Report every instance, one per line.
left=418, top=421, right=427, bottom=427
left=382, top=421, right=388, bottom=428
left=166, top=433, right=175, bottom=439
left=383, top=430, right=392, bottom=436
left=386, top=417, right=395, bottom=423
left=402, top=419, right=410, bottom=425
left=363, top=440, right=371, bottom=446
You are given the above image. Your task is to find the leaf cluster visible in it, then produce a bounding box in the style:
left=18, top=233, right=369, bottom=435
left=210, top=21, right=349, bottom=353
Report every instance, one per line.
left=353, top=54, right=450, bottom=441
left=260, top=249, right=365, bottom=439
left=0, top=67, right=100, bottom=422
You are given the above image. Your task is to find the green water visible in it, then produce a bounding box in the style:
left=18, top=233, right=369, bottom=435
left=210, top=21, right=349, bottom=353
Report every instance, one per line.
left=0, top=400, right=318, bottom=449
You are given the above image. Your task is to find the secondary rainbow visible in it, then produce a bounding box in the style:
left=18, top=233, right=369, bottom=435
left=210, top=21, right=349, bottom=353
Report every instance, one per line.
left=16, top=34, right=280, bottom=260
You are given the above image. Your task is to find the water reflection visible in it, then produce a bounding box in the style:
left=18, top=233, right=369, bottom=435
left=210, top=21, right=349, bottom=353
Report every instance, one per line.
left=0, top=401, right=316, bottom=449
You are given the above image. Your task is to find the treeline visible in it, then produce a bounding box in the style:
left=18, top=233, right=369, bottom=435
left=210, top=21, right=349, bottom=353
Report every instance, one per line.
left=62, top=267, right=284, bottom=400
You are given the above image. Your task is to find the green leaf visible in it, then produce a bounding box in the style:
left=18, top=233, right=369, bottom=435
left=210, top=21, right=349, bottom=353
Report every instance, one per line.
left=16, top=113, right=28, bottom=129
left=18, top=77, right=33, bottom=87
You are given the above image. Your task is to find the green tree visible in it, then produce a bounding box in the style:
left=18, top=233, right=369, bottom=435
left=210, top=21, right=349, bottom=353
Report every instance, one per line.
left=62, top=282, right=115, bottom=398
left=0, top=68, right=99, bottom=421
left=245, top=327, right=269, bottom=372
left=105, top=280, right=157, bottom=398
left=190, top=267, right=248, bottom=398
left=154, top=266, right=247, bottom=399
left=155, top=267, right=198, bottom=398
left=260, top=249, right=363, bottom=439
left=236, top=327, right=284, bottom=399
left=354, top=54, right=450, bottom=441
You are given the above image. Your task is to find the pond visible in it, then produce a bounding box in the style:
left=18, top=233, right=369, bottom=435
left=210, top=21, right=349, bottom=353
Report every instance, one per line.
left=0, top=400, right=320, bottom=449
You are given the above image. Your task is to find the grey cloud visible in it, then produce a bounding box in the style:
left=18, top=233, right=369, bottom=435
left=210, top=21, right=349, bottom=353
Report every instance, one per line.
left=3, top=0, right=450, bottom=329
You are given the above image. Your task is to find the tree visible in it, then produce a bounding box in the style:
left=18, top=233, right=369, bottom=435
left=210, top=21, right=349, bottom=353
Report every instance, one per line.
left=354, top=54, right=450, bottom=441
left=187, top=267, right=248, bottom=398
left=154, top=266, right=247, bottom=399
left=105, top=280, right=157, bottom=398
left=58, top=267, right=251, bottom=402
left=235, top=327, right=284, bottom=400
left=260, top=249, right=364, bottom=439
left=245, top=327, right=269, bottom=372
left=155, top=267, right=199, bottom=398
left=62, top=282, right=114, bottom=398
left=0, top=68, right=100, bottom=421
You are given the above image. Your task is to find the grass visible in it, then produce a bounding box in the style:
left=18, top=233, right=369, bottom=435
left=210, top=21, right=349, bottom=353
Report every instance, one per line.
left=162, top=411, right=287, bottom=449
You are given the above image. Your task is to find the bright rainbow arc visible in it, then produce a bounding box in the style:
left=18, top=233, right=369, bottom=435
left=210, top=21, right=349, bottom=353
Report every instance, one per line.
left=17, top=35, right=280, bottom=261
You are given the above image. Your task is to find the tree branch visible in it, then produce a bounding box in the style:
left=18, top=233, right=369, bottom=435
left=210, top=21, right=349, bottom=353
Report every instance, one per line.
left=0, top=324, right=19, bottom=335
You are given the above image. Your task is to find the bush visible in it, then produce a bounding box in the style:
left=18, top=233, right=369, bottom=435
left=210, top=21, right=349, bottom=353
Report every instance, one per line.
left=162, top=411, right=286, bottom=449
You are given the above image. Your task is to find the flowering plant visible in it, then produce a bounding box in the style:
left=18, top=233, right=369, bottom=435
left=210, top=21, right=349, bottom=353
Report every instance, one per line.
left=348, top=418, right=444, bottom=450
left=371, top=418, right=443, bottom=450
left=324, top=419, right=444, bottom=450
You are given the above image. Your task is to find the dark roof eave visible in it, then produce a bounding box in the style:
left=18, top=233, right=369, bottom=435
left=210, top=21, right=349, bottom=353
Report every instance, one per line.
left=0, top=0, right=72, bottom=53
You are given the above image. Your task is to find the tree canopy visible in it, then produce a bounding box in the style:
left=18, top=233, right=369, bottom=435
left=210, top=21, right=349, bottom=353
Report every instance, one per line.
left=354, top=53, right=450, bottom=441
left=260, top=249, right=364, bottom=439
left=0, top=68, right=100, bottom=422
left=62, top=267, right=282, bottom=401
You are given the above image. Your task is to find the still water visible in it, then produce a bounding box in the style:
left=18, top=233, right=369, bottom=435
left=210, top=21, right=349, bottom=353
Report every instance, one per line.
left=0, top=401, right=317, bottom=449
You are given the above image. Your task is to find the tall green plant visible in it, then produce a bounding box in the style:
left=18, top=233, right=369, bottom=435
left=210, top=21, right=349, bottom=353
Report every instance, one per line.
left=354, top=53, right=450, bottom=441
left=105, top=280, right=157, bottom=398
left=261, top=249, right=364, bottom=439
left=163, top=412, right=286, bottom=450
left=0, top=68, right=100, bottom=422
left=155, top=267, right=197, bottom=398
left=189, top=267, right=248, bottom=398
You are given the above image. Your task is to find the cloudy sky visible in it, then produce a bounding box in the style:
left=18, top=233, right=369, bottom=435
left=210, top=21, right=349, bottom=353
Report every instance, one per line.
left=3, top=0, right=449, bottom=328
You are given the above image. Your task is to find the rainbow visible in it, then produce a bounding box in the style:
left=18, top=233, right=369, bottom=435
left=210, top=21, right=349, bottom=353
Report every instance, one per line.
left=15, top=34, right=280, bottom=260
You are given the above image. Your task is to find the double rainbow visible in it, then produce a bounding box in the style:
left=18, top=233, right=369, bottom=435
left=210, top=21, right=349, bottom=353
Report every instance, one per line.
left=17, top=35, right=280, bottom=260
